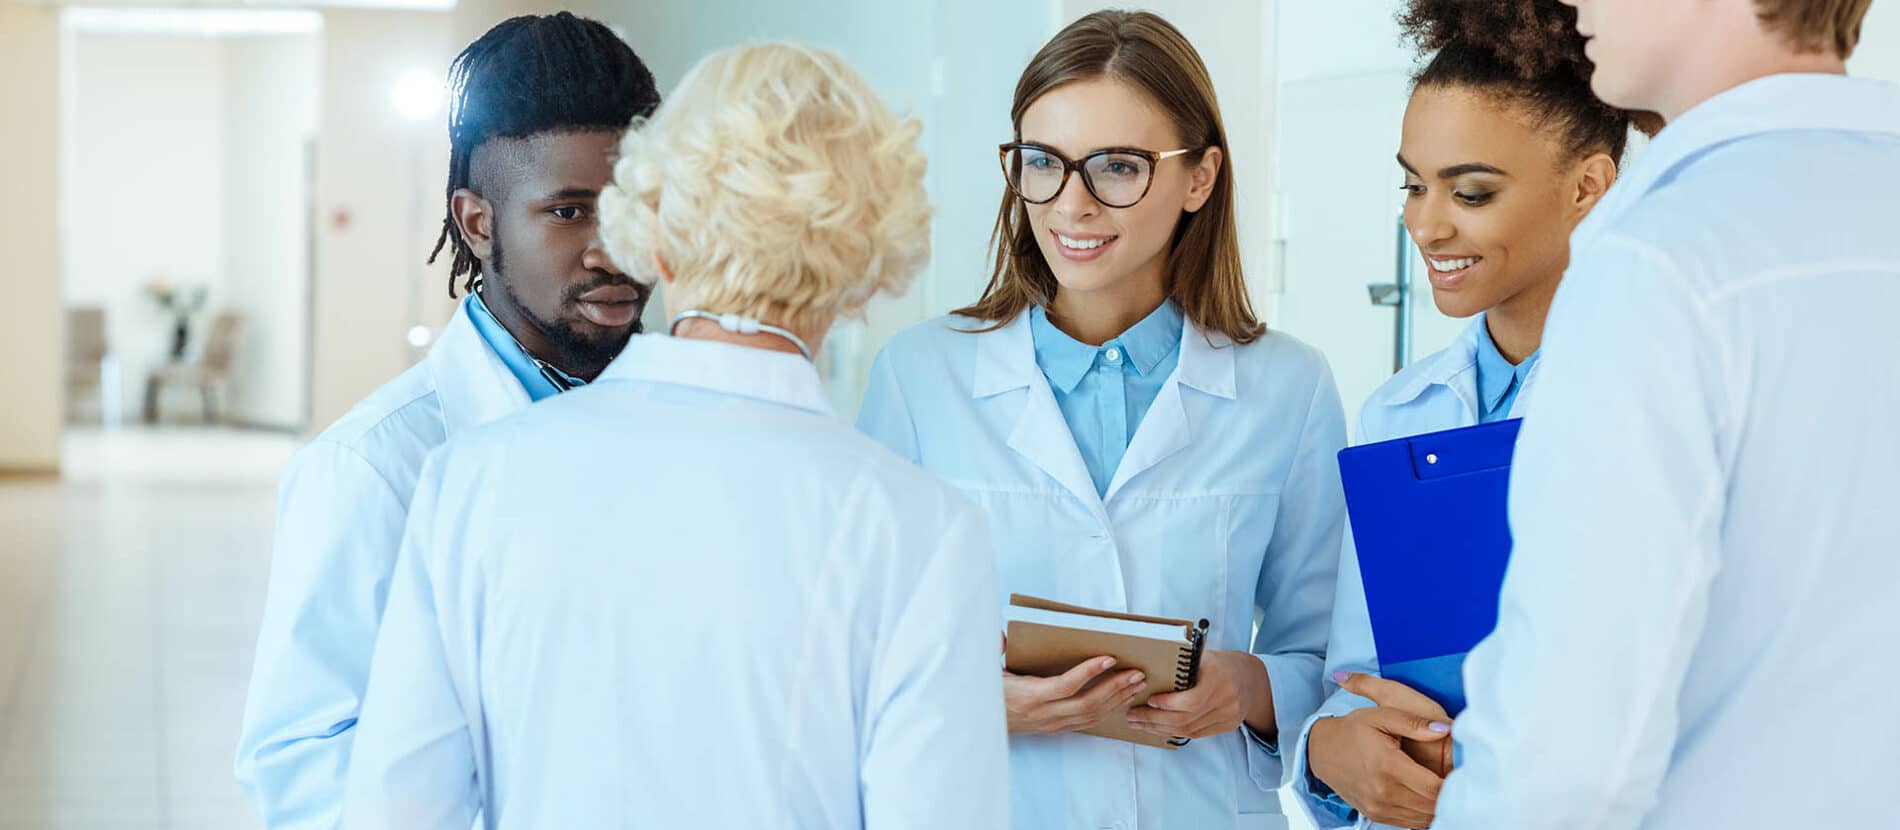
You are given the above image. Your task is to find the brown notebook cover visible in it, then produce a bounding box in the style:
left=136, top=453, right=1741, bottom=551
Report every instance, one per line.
left=1003, top=594, right=1210, bottom=749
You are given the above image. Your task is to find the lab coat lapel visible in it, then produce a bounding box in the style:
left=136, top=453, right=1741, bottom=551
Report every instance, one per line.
left=1443, top=318, right=1484, bottom=423
left=976, top=313, right=1110, bottom=523
left=426, top=298, right=533, bottom=438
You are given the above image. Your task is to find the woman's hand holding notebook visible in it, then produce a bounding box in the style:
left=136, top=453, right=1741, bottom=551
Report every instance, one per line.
left=1002, top=594, right=1210, bottom=749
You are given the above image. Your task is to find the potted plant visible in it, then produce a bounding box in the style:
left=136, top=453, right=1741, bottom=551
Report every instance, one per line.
left=145, top=276, right=208, bottom=361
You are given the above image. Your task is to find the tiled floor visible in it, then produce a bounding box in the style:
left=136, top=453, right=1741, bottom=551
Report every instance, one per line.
left=0, top=427, right=294, bottom=830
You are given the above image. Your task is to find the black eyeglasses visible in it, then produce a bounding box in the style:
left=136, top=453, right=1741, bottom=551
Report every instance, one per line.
left=998, top=142, right=1200, bottom=209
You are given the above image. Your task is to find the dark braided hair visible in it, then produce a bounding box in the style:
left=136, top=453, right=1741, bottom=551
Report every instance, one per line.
left=428, top=12, right=661, bottom=297
left=1399, top=0, right=1661, bottom=163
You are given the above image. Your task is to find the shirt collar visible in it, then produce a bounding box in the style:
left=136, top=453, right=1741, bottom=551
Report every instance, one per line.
left=1118, top=300, right=1185, bottom=375
left=1028, top=300, right=1184, bottom=393
left=1383, top=316, right=1485, bottom=408
left=596, top=334, right=832, bottom=415
left=467, top=291, right=583, bottom=402
left=1473, top=319, right=1538, bottom=414
left=1580, top=74, right=1900, bottom=246
left=972, top=307, right=1234, bottom=401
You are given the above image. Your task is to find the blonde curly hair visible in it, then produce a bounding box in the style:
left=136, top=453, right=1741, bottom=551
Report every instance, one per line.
left=596, top=42, right=931, bottom=339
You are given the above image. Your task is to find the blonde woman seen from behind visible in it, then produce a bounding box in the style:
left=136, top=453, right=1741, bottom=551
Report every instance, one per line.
left=341, top=43, right=1008, bottom=830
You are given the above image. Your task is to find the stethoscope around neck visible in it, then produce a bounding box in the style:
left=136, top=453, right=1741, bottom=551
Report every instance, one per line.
left=669, top=310, right=813, bottom=361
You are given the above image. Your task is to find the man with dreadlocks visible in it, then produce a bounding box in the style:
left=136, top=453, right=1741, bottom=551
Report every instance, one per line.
left=235, top=14, right=659, bottom=828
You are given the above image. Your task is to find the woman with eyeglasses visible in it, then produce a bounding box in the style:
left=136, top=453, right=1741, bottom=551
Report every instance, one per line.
left=857, top=10, right=1346, bottom=830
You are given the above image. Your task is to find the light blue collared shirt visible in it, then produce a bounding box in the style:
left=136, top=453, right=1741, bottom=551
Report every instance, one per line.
left=1435, top=74, right=1900, bottom=830
left=1473, top=320, right=1539, bottom=425
left=466, top=291, right=583, bottom=401
left=1029, top=300, right=1184, bottom=496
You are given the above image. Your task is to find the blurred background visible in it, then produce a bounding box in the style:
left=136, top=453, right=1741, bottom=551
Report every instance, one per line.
left=1, top=0, right=1897, bottom=827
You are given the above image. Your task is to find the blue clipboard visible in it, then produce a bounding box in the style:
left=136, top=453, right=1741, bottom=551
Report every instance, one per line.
left=1336, top=418, right=1522, bottom=715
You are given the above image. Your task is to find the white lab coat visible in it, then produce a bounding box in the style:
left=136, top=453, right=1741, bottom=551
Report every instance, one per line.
left=1283, top=315, right=1539, bottom=830
left=858, top=312, right=1348, bottom=830
left=341, top=334, right=1011, bottom=830
left=1433, top=74, right=1900, bottom=829
left=237, top=299, right=530, bottom=829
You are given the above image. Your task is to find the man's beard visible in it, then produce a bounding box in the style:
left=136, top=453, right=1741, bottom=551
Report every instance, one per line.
left=487, top=231, right=644, bottom=374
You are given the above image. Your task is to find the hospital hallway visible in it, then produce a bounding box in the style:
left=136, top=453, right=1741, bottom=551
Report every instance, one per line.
left=0, top=427, right=292, bottom=829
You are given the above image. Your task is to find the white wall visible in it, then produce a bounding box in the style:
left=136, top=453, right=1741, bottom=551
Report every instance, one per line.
left=0, top=1, right=63, bottom=472
left=1851, top=1, right=1900, bottom=81
left=1278, top=0, right=1412, bottom=84
left=1269, top=0, right=1435, bottom=431
left=62, top=34, right=230, bottom=418
left=307, top=9, right=453, bottom=433
left=221, top=34, right=319, bottom=430
left=1059, top=1, right=1281, bottom=318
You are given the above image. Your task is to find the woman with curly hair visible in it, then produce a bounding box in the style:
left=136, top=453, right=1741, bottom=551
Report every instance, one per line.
left=1287, top=1, right=1655, bottom=827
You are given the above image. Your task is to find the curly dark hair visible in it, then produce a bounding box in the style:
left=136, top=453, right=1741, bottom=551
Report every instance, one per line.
left=1399, top=0, right=1661, bottom=160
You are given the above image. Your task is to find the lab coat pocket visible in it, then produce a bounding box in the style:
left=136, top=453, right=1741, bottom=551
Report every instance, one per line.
left=1101, top=493, right=1237, bottom=627
left=949, top=484, right=1110, bottom=609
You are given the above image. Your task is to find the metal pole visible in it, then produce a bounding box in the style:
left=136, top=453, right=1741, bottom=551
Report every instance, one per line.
left=1393, top=210, right=1414, bottom=372
left=1367, top=210, right=1416, bottom=374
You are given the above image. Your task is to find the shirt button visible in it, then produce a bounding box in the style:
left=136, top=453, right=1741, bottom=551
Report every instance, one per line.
left=1103, top=347, right=1121, bottom=363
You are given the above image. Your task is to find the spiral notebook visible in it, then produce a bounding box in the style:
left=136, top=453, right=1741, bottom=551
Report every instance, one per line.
left=1003, top=594, right=1210, bottom=749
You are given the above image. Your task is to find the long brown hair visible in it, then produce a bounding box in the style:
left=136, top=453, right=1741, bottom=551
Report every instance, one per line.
left=954, top=9, right=1263, bottom=345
